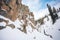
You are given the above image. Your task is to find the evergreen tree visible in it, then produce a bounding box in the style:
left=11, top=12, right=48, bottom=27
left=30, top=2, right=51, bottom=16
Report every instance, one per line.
left=59, top=8, right=60, bottom=12
left=47, top=4, right=55, bottom=24
left=53, top=7, right=56, bottom=13
left=53, top=7, right=58, bottom=20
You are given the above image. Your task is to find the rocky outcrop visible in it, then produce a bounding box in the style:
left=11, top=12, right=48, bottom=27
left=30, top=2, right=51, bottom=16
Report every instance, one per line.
left=0, top=26, right=6, bottom=30
left=17, top=3, right=35, bottom=33
left=0, top=18, right=9, bottom=24
left=1, top=0, right=21, bottom=21
left=0, top=0, right=35, bottom=24
left=6, top=24, right=15, bottom=29
left=0, top=0, right=35, bottom=32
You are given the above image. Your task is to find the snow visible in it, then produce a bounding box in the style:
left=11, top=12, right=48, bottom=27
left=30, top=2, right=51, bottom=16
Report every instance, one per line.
left=0, top=12, right=60, bottom=40
left=0, top=28, right=53, bottom=40
left=0, top=1, right=60, bottom=40
left=0, top=22, right=6, bottom=26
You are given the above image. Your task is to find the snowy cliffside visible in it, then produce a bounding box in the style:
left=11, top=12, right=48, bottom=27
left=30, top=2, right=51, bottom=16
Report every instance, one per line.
left=0, top=12, right=60, bottom=40
left=0, top=0, right=60, bottom=40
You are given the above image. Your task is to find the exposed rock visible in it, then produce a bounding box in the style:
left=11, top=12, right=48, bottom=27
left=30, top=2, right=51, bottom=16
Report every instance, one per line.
left=17, top=24, right=27, bottom=33
left=0, top=18, right=9, bottom=24
left=1, top=0, right=21, bottom=21
left=0, top=26, right=6, bottom=30
left=44, top=30, right=53, bottom=38
left=0, top=0, right=36, bottom=33
left=33, top=37, right=36, bottom=39
left=6, top=24, right=15, bottom=29
left=36, top=15, right=49, bottom=25
left=58, top=29, right=60, bottom=31
left=29, top=12, right=35, bottom=25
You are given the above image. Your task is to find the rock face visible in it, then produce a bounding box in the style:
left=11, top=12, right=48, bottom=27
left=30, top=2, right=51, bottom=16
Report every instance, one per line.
left=17, top=2, right=35, bottom=33
left=0, top=0, right=35, bottom=32
left=0, top=18, right=9, bottom=24
left=1, top=0, right=21, bottom=21
left=0, top=0, right=49, bottom=33
left=0, top=0, right=35, bottom=24
left=6, top=24, right=15, bottom=29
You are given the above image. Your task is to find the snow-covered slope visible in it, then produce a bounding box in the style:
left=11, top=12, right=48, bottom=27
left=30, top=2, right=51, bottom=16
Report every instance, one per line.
left=0, top=12, right=60, bottom=40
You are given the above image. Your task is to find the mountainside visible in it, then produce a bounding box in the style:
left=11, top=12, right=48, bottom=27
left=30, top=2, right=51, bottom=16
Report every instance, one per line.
left=0, top=0, right=36, bottom=33
left=0, top=0, right=60, bottom=40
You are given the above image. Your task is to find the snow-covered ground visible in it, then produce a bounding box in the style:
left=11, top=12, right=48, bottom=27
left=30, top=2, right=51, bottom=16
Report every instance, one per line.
left=0, top=12, right=60, bottom=40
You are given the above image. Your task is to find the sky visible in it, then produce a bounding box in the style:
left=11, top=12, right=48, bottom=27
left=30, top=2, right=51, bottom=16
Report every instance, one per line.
left=22, top=0, right=60, bottom=20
